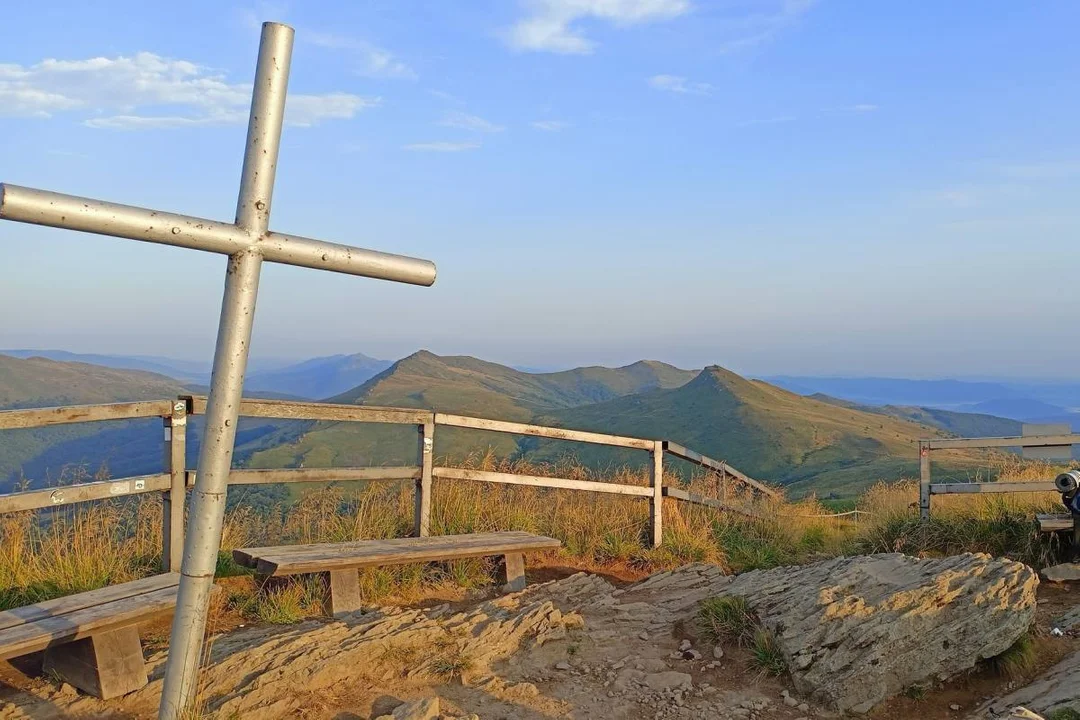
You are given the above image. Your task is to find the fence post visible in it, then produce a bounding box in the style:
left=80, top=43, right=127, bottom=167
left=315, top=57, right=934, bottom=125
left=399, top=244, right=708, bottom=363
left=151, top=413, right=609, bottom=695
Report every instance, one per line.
left=650, top=441, right=663, bottom=547
left=919, top=441, right=931, bottom=521
left=414, top=418, right=434, bottom=537
left=162, top=399, right=188, bottom=571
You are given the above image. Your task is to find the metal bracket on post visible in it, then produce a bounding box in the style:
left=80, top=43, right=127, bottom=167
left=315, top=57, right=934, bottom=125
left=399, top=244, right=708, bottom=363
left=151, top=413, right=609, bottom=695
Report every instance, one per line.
left=650, top=441, right=663, bottom=547
left=919, top=442, right=931, bottom=521
left=414, top=419, right=434, bottom=537
left=162, top=400, right=187, bottom=572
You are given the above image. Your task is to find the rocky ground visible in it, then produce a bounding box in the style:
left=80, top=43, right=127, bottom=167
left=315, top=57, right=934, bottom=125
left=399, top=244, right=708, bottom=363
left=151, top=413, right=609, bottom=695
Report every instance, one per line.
left=1, top=554, right=1079, bottom=719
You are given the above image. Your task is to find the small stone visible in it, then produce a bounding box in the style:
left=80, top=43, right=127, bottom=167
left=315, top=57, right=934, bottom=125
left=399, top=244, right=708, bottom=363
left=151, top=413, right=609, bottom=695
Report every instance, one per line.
left=784, top=696, right=799, bottom=707
left=679, top=639, right=692, bottom=651
left=1042, top=563, right=1080, bottom=582
left=644, top=671, right=693, bottom=692
left=639, top=630, right=650, bottom=640
left=684, top=649, right=702, bottom=661
left=376, top=696, right=439, bottom=720
left=797, top=703, right=809, bottom=712
left=949, top=704, right=961, bottom=711
left=555, top=662, right=571, bottom=671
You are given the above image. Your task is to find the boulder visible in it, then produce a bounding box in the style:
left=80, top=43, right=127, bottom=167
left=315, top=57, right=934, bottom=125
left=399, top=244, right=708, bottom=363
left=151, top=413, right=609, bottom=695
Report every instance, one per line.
left=720, top=553, right=1038, bottom=714
left=375, top=696, right=440, bottom=720
left=1042, top=563, right=1080, bottom=582
left=974, top=647, right=1080, bottom=718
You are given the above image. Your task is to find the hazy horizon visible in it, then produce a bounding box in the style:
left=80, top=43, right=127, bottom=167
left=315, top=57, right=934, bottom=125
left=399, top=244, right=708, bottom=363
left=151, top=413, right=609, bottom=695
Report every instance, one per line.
left=4, top=343, right=1080, bottom=384
left=2, top=2, right=1078, bottom=379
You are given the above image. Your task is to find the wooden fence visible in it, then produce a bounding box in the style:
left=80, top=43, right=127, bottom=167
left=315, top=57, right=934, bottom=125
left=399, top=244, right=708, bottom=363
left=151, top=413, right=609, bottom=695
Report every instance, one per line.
left=918, top=430, right=1080, bottom=520
left=0, top=396, right=778, bottom=569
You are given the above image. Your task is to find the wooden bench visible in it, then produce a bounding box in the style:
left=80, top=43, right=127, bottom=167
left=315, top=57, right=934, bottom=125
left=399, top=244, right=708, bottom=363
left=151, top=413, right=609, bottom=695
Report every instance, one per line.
left=233, top=531, right=562, bottom=616
left=0, top=573, right=184, bottom=699
left=1038, top=513, right=1073, bottom=533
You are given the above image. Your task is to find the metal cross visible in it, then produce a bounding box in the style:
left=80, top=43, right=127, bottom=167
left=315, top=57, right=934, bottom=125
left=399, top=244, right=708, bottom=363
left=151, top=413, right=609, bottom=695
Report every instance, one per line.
left=0, top=22, right=435, bottom=719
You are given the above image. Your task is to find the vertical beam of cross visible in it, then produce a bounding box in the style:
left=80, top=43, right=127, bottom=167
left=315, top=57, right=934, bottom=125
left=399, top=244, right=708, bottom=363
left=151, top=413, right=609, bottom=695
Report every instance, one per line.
left=0, top=22, right=436, bottom=719
left=156, top=25, right=290, bottom=717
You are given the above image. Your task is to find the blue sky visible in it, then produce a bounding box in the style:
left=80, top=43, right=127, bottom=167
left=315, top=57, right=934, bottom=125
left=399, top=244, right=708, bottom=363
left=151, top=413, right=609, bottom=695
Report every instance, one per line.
left=1, top=1, right=1078, bottom=378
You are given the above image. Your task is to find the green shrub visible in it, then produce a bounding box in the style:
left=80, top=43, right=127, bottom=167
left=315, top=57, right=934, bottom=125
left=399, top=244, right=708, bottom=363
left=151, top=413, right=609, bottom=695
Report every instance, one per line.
left=1048, top=709, right=1080, bottom=720
left=992, top=632, right=1039, bottom=680
left=750, top=629, right=787, bottom=676
left=698, top=596, right=757, bottom=646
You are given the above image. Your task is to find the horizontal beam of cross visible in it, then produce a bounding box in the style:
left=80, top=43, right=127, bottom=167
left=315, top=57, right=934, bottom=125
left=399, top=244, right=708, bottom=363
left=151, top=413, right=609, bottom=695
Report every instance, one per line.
left=0, top=184, right=436, bottom=286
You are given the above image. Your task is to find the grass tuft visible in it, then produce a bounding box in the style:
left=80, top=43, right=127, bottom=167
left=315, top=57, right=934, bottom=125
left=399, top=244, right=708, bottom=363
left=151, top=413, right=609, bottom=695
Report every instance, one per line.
left=750, top=628, right=787, bottom=677
left=1048, top=709, right=1080, bottom=720
left=991, top=632, right=1039, bottom=680
left=698, top=596, right=757, bottom=646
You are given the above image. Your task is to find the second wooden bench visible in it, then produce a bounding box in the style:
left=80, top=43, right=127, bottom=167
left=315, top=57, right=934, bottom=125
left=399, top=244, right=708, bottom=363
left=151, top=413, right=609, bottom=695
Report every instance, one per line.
left=233, top=531, right=562, bottom=616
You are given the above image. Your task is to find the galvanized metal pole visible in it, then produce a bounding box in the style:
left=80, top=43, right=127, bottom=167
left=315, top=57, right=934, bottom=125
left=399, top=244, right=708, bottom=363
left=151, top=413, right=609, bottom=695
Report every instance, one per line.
left=158, top=22, right=291, bottom=719
left=0, top=20, right=435, bottom=714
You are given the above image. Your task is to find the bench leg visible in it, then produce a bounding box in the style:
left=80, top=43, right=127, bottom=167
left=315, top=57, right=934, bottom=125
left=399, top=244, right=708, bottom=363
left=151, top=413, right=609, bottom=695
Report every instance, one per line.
left=328, top=569, right=362, bottom=617
left=502, top=553, right=526, bottom=593
left=43, top=625, right=147, bottom=700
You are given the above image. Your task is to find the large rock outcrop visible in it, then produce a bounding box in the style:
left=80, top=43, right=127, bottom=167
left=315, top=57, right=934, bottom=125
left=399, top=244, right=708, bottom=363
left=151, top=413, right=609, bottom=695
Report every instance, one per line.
left=974, top=648, right=1080, bottom=718
left=720, top=552, right=1039, bottom=714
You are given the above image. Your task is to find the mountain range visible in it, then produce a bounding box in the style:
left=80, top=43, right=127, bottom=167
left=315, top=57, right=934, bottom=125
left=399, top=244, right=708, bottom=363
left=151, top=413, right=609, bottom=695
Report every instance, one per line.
left=766, top=375, right=1080, bottom=428
left=1, top=349, right=1070, bottom=498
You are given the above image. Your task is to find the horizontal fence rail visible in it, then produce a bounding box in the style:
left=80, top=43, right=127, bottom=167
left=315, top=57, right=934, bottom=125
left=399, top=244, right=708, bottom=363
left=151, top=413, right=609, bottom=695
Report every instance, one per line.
left=663, top=441, right=779, bottom=499
left=0, top=474, right=171, bottom=514
left=0, top=396, right=778, bottom=551
left=919, top=429, right=1079, bottom=520
left=928, top=482, right=1058, bottom=495
left=926, top=434, right=1080, bottom=450
left=184, top=395, right=431, bottom=424
left=0, top=400, right=174, bottom=430
left=434, top=412, right=655, bottom=450
left=434, top=466, right=654, bottom=496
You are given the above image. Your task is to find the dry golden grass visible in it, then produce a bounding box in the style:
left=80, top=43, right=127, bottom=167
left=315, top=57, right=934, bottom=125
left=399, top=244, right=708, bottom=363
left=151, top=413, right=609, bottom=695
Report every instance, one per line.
left=0, top=453, right=1072, bottom=620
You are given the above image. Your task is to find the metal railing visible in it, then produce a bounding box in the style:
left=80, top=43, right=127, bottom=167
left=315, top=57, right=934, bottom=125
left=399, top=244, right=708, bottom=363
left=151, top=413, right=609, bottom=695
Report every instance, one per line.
left=0, top=395, right=778, bottom=558
left=918, top=431, right=1080, bottom=519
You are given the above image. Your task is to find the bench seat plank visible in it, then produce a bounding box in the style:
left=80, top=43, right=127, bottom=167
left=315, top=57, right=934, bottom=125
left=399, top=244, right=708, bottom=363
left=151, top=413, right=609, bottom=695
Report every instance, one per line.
left=1038, top=513, right=1073, bottom=532
left=0, top=573, right=180, bottom=633
left=234, top=531, right=561, bottom=576
left=0, top=585, right=180, bottom=660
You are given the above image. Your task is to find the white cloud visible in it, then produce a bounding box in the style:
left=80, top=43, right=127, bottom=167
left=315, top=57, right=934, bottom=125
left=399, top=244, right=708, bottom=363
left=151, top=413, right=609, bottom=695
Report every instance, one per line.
left=0, top=52, right=377, bottom=129
left=403, top=141, right=482, bottom=152
left=712, top=0, right=817, bottom=55
left=505, top=0, right=689, bottom=55
left=937, top=187, right=981, bottom=209
left=305, top=32, right=417, bottom=80
left=531, top=120, right=571, bottom=131
left=429, top=89, right=463, bottom=104
left=736, top=114, right=796, bottom=127
left=648, top=74, right=712, bottom=95
left=1000, top=160, right=1080, bottom=180
left=821, top=103, right=878, bottom=115
left=438, top=110, right=505, bottom=133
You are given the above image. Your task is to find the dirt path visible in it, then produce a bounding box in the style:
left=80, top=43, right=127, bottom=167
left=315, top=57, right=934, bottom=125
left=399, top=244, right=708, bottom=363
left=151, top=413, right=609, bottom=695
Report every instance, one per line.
left=1, top=567, right=1077, bottom=720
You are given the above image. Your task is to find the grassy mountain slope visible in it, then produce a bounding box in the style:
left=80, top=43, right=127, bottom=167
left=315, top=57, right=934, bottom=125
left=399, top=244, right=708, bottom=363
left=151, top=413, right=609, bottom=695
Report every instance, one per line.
left=245, top=353, right=393, bottom=399
left=808, top=393, right=1023, bottom=438
left=0, top=354, right=185, bottom=410
left=537, top=367, right=981, bottom=497
left=0, top=355, right=294, bottom=490
left=1, top=349, right=211, bottom=384
left=247, top=351, right=697, bottom=469
left=0, top=354, right=190, bottom=487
